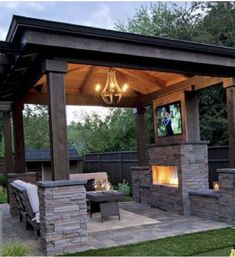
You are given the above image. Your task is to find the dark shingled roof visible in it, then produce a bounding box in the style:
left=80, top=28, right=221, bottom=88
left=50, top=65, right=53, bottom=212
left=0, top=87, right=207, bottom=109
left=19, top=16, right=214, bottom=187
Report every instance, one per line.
left=26, top=148, right=81, bottom=162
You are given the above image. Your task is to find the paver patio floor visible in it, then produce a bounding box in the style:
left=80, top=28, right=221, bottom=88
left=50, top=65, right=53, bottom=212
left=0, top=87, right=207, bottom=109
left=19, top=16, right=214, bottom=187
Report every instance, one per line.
left=1, top=201, right=230, bottom=256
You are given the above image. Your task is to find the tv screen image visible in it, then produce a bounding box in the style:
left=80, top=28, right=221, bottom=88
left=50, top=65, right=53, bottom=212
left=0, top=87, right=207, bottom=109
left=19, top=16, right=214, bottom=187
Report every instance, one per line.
left=156, top=101, right=182, bottom=137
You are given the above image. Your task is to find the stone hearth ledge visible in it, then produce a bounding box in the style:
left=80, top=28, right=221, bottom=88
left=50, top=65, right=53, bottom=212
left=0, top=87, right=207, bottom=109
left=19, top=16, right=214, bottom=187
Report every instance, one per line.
left=37, top=179, right=87, bottom=188
left=189, top=189, right=219, bottom=199
left=217, top=168, right=235, bottom=174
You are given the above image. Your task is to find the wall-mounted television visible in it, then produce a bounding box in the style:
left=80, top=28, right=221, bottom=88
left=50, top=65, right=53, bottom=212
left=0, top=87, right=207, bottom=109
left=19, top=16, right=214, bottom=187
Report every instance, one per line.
left=156, top=101, right=183, bottom=137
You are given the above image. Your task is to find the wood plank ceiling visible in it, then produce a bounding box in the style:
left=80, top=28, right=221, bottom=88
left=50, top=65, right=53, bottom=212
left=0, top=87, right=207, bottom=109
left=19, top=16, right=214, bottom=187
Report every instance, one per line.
left=32, top=63, right=191, bottom=98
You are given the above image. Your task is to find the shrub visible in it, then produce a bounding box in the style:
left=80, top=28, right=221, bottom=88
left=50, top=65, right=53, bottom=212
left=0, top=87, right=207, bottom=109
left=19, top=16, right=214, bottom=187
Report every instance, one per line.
left=118, top=180, right=131, bottom=197
left=3, top=240, right=31, bottom=256
left=0, top=174, right=7, bottom=188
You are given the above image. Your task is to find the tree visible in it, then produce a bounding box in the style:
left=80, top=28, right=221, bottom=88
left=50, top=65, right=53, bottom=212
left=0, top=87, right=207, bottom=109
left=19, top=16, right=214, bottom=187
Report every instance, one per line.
left=116, top=2, right=234, bottom=145
left=23, top=105, right=50, bottom=149
left=67, top=108, right=137, bottom=155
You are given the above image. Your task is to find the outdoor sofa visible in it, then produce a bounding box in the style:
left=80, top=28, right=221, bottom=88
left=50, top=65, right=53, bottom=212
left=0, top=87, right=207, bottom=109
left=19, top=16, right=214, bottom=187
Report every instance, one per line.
left=10, top=180, right=40, bottom=238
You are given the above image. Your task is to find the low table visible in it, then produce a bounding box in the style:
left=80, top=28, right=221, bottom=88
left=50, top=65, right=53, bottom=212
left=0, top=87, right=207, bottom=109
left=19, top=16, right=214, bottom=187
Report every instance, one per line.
left=86, top=191, right=123, bottom=222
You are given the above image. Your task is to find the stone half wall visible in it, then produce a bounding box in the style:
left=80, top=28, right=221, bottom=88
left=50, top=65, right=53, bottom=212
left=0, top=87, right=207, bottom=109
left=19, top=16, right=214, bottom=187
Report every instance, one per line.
left=189, top=190, right=220, bottom=221
left=189, top=169, right=235, bottom=225
left=38, top=180, right=88, bottom=256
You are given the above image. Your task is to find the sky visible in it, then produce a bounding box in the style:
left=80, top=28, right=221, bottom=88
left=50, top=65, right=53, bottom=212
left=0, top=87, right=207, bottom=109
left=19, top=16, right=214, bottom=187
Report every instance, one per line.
left=0, top=1, right=173, bottom=123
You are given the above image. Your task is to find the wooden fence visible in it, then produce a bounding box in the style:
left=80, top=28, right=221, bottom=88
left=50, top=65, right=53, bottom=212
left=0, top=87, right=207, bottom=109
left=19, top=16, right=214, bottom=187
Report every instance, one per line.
left=83, top=146, right=230, bottom=187
left=83, top=151, right=138, bottom=185
left=0, top=146, right=230, bottom=188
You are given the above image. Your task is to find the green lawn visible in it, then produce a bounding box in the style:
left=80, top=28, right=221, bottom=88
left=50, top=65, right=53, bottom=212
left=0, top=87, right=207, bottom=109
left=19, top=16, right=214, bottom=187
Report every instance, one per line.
left=0, top=191, right=7, bottom=204
left=197, top=247, right=231, bottom=256
left=66, top=228, right=235, bottom=256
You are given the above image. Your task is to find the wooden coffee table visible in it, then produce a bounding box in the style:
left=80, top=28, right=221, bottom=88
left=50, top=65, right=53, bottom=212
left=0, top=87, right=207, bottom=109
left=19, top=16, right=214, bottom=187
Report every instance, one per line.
left=86, top=191, right=123, bottom=222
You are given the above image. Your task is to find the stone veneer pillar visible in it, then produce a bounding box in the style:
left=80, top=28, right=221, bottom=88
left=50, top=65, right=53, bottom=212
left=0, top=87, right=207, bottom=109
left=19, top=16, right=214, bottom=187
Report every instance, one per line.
left=38, top=180, right=88, bottom=256
left=218, top=168, right=235, bottom=225
left=131, top=166, right=151, bottom=202
left=7, top=172, right=37, bottom=216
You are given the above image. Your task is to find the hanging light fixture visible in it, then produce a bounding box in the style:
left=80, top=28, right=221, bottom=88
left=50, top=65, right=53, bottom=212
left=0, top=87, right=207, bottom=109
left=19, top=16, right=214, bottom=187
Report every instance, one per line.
left=95, top=67, right=128, bottom=105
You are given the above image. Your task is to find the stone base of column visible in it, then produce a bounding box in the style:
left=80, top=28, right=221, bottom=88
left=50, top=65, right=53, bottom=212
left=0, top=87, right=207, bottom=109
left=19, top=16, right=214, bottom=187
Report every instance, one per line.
left=218, top=169, right=235, bottom=225
left=38, top=180, right=88, bottom=256
left=7, top=172, right=37, bottom=216
left=131, top=166, right=151, bottom=202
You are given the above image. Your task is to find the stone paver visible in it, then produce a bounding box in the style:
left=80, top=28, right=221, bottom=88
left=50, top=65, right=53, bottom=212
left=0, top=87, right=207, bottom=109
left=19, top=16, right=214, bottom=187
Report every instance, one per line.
left=1, top=201, right=230, bottom=256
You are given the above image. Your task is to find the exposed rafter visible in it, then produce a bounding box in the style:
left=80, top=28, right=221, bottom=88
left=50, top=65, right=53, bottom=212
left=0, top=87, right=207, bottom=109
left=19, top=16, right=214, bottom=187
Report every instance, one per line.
left=0, top=41, right=20, bottom=54
left=0, top=101, right=12, bottom=111
left=80, top=66, right=97, bottom=94
left=116, top=68, right=165, bottom=90
left=141, top=76, right=233, bottom=104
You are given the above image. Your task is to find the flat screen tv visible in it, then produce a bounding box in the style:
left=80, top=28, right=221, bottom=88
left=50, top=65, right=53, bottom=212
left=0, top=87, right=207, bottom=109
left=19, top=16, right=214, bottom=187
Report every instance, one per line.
left=156, top=101, right=182, bottom=137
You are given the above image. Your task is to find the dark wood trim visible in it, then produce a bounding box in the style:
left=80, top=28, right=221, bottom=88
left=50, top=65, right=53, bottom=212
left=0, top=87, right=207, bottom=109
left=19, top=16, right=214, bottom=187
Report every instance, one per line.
left=0, top=101, right=12, bottom=111
left=226, top=84, right=235, bottom=167
left=47, top=66, right=69, bottom=180
left=141, top=76, right=231, bottom=104
left=3, top=112, right=14, bottom=173
left=185, top=91, right=200, bottom=141
left=8, top=15, right=235, bottom=58
left=22, top=30, right=235, bottom=70
left=0, top=55, right=9, bottom=65
left=0, top=41, right=20, bottom=54
left=22, top=92, right=142, bottom=107
left=135, top=107, right=148, bottom=165
left=12, top=104, right=26, bottom=173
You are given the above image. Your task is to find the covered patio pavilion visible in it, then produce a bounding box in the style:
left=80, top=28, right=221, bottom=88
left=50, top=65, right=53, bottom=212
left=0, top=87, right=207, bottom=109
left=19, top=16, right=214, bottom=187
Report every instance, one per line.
left=1, top=15, right=235, bottom=255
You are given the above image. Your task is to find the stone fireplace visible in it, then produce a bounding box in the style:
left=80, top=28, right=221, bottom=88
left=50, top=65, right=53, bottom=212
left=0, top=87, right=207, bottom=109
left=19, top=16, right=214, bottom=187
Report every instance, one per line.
left=132, top=141, right=209, bottom=215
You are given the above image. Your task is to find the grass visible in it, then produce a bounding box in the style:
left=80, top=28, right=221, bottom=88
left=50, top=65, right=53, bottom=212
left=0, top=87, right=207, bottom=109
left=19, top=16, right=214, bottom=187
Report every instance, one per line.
left=197, top=247, right=231, bottom=256
left=0, top=190, right=7, bottom=204
left=65, top=227, right=235, bottom=256
left=3, top=240, right=31, bottom=256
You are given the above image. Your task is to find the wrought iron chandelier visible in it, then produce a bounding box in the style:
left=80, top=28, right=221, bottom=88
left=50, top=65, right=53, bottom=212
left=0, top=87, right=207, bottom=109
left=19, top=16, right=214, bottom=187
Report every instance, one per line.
left=95, top=67, right=128, bottom=105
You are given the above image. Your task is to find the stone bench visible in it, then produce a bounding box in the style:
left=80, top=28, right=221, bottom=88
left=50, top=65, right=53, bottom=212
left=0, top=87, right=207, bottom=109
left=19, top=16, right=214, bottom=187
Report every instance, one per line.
left=189, top=189, right=219, bottom=220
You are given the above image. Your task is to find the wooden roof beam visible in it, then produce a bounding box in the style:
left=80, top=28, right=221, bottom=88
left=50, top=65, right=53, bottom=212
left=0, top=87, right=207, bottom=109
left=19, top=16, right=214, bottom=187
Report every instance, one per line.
left=0, top=55, right=9, bottom=65
left=141, top=76, right=232, bottom=104
left=116, top=68, right=165, bottom=89
left=0, top=41, right=20, bottom=54
left=0, top=101, right=12, bottom=111
left=22, top=91, right=142, bottom=107
left=80, top=66, right=97, bottom=94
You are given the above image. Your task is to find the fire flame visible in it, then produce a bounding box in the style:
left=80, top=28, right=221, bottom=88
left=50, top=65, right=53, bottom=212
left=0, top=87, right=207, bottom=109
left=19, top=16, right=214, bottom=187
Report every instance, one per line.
left=152, top=165, right=178, bottom=187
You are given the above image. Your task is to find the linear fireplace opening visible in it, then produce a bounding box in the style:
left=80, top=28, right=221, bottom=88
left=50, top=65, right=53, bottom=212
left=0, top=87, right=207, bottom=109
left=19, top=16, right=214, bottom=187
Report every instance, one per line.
left=152, top=165, right=178, bottom=187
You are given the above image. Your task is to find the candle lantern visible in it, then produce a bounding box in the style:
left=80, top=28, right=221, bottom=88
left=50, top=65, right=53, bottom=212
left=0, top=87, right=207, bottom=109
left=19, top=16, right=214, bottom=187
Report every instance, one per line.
left=213, top=181, right=220, bottom=191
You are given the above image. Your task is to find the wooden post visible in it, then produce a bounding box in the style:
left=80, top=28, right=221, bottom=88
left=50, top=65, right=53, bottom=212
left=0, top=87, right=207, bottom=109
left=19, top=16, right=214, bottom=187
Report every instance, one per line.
left=185, top=91, right=200, bottom=141
left=135, top=107, right=148, bottom=165
left=12, top=103, right=26, bottom=173
left=45, top=60, right=69, bottom=180
left=3, top=112, right=14, bottom=173
left=226, top=81, right=235, bottom=167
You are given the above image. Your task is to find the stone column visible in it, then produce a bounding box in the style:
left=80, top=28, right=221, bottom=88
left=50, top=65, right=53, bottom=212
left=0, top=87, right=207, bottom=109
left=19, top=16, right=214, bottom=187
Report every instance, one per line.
left=38, top=180, right=88, bottom=256
left=7, top=172, right=37, bottom=216
left=135, top=107, right=148, bottom=165
left=217, top=168, right=235, bottom=225
left=12, top=103, right=26, bottom=173
left=226, top=84, right=235, bottom=167
left=3, top=112, right=14, bottom=173
left=45, top=59, right=69, bottom=180
left=131, top=166, right=151, bottom=202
